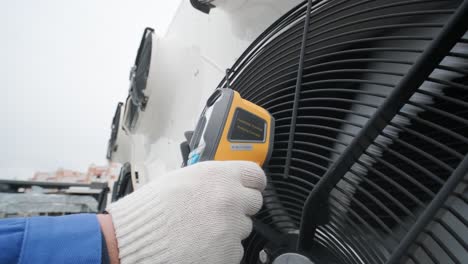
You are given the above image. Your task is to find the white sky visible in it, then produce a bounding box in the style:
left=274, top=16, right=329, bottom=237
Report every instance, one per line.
left=0, top=0, right=181, bottom=179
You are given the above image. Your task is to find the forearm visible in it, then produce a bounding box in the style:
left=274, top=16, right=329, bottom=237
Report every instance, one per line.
left=97, top=214, right=120, bottom=264
left=0, top=214, right=103, bottom=263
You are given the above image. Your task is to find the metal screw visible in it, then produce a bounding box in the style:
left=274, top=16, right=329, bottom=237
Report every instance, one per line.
left=259, top=249, right=269, bottom=264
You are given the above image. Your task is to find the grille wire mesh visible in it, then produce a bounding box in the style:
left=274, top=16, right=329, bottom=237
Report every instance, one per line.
left=218, top=0, right=468, bottom=263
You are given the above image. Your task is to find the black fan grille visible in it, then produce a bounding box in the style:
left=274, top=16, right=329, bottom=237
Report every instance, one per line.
left=125, top=27, right=154, bottom=132
left=218, top=0, right=468, bottom=263
left=107, top=102, right=123, bottom=160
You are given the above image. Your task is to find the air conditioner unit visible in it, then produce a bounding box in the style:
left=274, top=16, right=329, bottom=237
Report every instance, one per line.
left=109, top=1, right=468, bottom=263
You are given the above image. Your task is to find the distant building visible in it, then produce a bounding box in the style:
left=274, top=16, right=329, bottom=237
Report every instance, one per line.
left=32, top=163, right=120, bottom=184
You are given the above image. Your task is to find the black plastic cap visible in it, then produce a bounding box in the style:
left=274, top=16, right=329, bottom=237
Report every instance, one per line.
left=190, top=0, right=215, bottom=14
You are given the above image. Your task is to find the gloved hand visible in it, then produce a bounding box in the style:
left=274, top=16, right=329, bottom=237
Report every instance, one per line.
left=107, top=161, right=266, bottom=264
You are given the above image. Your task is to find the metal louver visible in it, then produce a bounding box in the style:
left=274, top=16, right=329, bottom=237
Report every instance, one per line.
left=217, top=0, right=468, bottom=263
left=124, top=27, right=154, bottom=131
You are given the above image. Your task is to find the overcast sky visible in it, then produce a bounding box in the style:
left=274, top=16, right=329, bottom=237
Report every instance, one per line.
left=1, top=0, right=181, bottom=179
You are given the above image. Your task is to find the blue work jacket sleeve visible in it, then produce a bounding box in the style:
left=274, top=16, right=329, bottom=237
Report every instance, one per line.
left=0, top=214, right=104, bottom=264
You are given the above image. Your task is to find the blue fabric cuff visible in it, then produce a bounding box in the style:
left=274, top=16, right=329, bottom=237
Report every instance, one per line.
left=19, top=214, right=102, bottom=264
left=0, top=218, right=26, bottom=264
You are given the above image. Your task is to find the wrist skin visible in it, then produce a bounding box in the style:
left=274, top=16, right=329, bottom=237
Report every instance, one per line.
left=97, top=214, right=120, bottom=264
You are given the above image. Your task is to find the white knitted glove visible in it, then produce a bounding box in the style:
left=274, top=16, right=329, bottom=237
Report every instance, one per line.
left=107, top=161, right=266, bottom=264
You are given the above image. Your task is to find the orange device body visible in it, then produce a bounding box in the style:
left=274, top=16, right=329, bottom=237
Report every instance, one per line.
left=187, top=88, right=274, bottom=167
